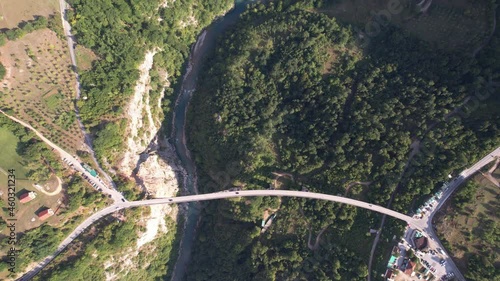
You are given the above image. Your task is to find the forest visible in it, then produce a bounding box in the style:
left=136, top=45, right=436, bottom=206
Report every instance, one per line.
left=187, top=0, right=499, bottom=280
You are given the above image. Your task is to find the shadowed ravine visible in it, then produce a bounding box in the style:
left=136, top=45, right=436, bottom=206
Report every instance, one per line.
left=168, top=1, right=257, bottom=280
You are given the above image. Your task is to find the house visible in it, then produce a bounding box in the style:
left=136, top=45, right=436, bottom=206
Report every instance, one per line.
left=19, top=191, right=36, bottom=203
left=404, top=261, right=416, bottom=275
left=414, top=237, right=428, bottom=250
left=385, top=269, right=394, bottom=281
left=37, top=208, right=54, bottom=220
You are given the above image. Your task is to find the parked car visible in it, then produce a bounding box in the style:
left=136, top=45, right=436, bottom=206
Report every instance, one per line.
left=437, top=248, right=446, bottom=255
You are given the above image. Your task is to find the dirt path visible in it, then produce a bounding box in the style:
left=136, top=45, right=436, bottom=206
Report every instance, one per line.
left=487, top=157, right=499, bottom=174
left=307, top=225, right=330, bottom=250
left=33, top=176, right=62, bottom=196
left=345, top=181, right=372, bottom=196
left=271, top=171, right=294, bottom=188
left=481, top=157, right=500, bottom=187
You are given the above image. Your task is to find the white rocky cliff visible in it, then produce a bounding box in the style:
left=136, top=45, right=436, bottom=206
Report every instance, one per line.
left=117, top=50, right=181, bottom=249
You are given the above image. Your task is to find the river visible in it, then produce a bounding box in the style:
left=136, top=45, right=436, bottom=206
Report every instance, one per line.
left=169, top=1, right=256, bottom=280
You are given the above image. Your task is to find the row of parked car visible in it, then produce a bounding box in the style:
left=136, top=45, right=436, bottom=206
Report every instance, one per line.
left=420, top=259, right=436, bottom=273
left=63, top=157, right=102, bottom=191
left=441, top=272, right=455, bottom=280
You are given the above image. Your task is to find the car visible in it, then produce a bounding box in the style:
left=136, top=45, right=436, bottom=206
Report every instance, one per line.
left=121, top=198, right=125, bottom=202
left=437, top=248, right=446, bottom=255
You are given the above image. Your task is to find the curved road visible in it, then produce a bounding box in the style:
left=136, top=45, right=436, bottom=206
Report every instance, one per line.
left=17, top=189, right=419, bottom=281
left=17, top=146, right=500, bottom=280
left=418, top=146, right=500, bottom=281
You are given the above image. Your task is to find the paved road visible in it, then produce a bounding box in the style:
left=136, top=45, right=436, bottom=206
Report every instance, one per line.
left=0, top=110, right=125, bottom=203
left=17, top=144, right=500, bottom=280
left=58, top=0, right=79, bottom=98
left=129, top=190, right=418, bottom=225
left=11, top=117, right=498, bottom=281
left=404, top=146, right=500, bottom=281
left=17, top=189, right=419, bottom=280
left=57, top=0, right=117, bottom=189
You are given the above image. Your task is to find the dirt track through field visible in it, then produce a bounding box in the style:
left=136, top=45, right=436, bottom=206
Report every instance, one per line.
left=33, top=176, right=62, bottom=196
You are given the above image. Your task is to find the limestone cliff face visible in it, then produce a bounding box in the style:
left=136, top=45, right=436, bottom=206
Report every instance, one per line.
left=117, top=50, right=181, bottom=249
left=119, top=50, right=159, bottom=176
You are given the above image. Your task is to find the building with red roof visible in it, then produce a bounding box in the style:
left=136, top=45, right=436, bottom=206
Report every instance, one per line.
left=19, top=191, right=36, bottom=203
left=384, top=268, right=394, bottom=280
left=37, top=208, right=54, bottom=221
left=404, top=260, right=416, bottom=275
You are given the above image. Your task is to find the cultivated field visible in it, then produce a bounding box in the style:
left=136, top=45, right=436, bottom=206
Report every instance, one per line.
left=0, top=28, right=85, bottom=153
left=319, top=0, right=494, bottom=52
left=0, top=0, right=58, bottom=29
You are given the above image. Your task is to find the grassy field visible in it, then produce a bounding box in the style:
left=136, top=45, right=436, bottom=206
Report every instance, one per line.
left=0, top=0, right=59, bottom=29
left=434, top=171, right=499, bottom=275
left=318, top=0, right=494, bottom=53
left=0, top=126, right=63, bottom=234
left=75, top=45, right=97, bottom=71
left=0, top=127, right=29, bottom=178
left=0, top=28, right=84, bottom=153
